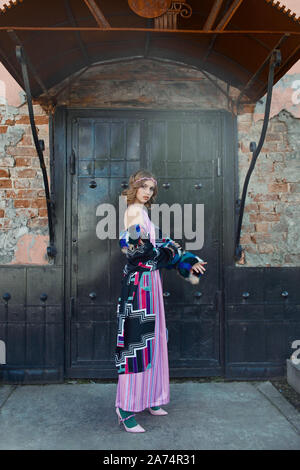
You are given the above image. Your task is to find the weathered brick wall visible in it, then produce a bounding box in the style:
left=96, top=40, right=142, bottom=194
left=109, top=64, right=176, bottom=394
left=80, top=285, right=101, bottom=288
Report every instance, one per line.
left=238, top=108, right=300, bottom=266
left=0, top=97, right=50, bottom=264
left=0, top=59, right=300, bottom=267
left=49, top=59, right=233, bottom=109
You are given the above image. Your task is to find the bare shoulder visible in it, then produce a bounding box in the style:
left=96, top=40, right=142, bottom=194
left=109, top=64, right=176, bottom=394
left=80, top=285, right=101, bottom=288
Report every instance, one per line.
left=125, top=204, right=143, bottom=217
left=124, top=204, right=144, bottom=229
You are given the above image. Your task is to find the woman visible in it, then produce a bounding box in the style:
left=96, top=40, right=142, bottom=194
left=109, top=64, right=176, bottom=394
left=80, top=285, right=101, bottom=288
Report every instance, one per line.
left=115, top=169, right=207, bottom=433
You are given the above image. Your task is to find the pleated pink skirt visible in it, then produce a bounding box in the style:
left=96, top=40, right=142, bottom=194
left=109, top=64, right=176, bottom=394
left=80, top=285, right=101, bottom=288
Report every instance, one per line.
left=115, top=269, right=170, bottom=412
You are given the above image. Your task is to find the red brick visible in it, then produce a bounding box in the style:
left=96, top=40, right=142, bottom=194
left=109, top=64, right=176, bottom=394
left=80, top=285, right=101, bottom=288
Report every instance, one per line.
left=249, top=213, right=280, bottom=223
left=250, top=233, right=271, bottom=243
left=16, top=116, right=49, bottom=125
left=244, top=203, right=259, bottom=212
left=19, top=135, right=33, bottom=145
left=240, top=104, right=255, bottom=113
left=38, top=208, right=48, bottom=217
left=0, top=126, right=7, bottom=134
left=5, top=190, right=17, bottom=198
left=17, top=190, right=38, bottom=199
left=252, top=193, right=280, bottom=202
left=15, top=157, right=32, bottom=167
left=0, top=179, right=12, bottom=188
left=240, top=142, right=251, bottom=153
left=240, top=223, right=256, bottom=233
left=16, top=169, right=37, bottom=178
left=32, top=198, right=47, bottom=209
left=268, top=183, right=288, bottom=193
left=14, top=199, right=31, bottom=208
left=238, top=124, right=252, bottom=133
left=34, top=116, right=49, bottom=125
left=15, top=116, right=30, bottom=125
left=6, top=147, right=38, bottom=157
left=0, top=169, right=9, bottom=178
left=5, top=119, right=15, bottom=126
left=254, top=223, right=269, bottom=232
left=0, top=209, right=5, bottom=218
left=258, top=203, right=276, bottom=212
left=240, top=234, right=252, bottom=244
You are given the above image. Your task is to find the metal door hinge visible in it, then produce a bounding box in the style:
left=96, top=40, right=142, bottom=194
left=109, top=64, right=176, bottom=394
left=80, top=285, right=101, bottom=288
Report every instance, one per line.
left=217, top=157, right=222, bottom=177
left=70, top=149, right=76, bottom=175
left=70, top=297, right=75, bottom=318
left=215, top=290, right=224, bottom=313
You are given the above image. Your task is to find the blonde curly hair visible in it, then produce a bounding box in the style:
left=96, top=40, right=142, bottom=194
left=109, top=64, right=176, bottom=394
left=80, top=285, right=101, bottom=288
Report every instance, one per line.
left=121, top=169, right=158, bottom=208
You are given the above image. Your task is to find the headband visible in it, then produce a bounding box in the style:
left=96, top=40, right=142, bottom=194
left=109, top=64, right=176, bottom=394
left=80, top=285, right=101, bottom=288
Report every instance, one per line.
left=134, top=177, right=157, bottom=185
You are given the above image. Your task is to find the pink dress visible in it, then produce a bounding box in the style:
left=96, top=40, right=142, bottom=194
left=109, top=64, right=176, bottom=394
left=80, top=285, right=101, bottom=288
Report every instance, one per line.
left=115, top=208, right=170, bottom=412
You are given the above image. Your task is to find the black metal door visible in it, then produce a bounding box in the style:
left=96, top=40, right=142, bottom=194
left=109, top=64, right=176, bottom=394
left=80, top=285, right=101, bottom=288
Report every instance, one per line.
left=147, top=113, right=223, bottom=376
left=65, top=110, right=224, bottom=378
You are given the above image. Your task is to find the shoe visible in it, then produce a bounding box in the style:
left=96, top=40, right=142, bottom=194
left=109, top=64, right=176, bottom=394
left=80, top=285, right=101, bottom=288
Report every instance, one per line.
left=116, top=407, right=146, bottom=433
left=148, top=407, right=168, bottom=416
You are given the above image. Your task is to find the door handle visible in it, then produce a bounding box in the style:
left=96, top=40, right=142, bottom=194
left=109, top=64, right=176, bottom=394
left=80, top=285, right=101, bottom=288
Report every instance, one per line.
left=89, top=292, right=97, bottom=300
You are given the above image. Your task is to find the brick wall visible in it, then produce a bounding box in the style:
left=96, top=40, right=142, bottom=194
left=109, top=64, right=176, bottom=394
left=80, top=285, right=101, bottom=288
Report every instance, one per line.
left=237, top=108, right=300, bottom=266
left=0, top=98, right=50, bottom=264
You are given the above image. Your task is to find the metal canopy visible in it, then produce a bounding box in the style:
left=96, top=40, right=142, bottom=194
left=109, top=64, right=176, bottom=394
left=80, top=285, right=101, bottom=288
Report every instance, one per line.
left=0, top=0, right=299, bottom=103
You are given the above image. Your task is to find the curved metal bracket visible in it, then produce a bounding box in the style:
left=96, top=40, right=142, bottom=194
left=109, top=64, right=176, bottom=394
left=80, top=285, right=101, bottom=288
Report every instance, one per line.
left=16, top=45, right=57, bottom=258
left=234, top=49, right=281, bottom=261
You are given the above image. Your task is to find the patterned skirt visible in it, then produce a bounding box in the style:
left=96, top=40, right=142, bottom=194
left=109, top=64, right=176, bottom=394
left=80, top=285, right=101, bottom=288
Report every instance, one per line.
left=115, top=269, right=170, bottom=412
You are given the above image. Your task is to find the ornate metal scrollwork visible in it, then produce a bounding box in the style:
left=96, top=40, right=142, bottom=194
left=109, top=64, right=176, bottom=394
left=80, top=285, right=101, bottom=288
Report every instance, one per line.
left=154, top=0, right=192, bottom=29
left=169, top=1, right=192, bottom=18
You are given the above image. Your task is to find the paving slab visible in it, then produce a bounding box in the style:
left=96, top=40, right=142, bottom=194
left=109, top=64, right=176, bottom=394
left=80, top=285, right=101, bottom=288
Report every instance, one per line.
left=0, top=384, right=15, bottom=408
left=0, top=381, right=299, bottom=450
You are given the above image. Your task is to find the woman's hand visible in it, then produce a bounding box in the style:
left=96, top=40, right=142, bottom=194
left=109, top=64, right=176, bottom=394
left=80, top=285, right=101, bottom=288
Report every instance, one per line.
left=173, top=242, right=182, bottom=250
left=190, top=261, right=207, bottom=275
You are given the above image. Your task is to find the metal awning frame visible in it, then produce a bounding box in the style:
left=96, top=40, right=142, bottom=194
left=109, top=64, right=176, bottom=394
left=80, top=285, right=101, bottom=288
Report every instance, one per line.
left=234, top=48, right=282, bottom=261
left=0, top=0, right=299, bottom=105
left=16, top=45, right=56, bottom=258
left=0, top=25, right=299, bottom=104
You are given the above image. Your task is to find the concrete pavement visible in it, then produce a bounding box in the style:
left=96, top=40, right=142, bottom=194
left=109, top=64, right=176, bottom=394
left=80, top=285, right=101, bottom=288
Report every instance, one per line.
left=0, top=380, right=300, bottom=450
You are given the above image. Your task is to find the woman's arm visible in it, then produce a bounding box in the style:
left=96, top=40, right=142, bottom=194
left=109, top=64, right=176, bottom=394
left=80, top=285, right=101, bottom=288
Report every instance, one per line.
left=153, top=224, right=207, bottom=283
left=120, top=223, right=180, bottom=270
left=119, top=222, right=207, bottom=283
